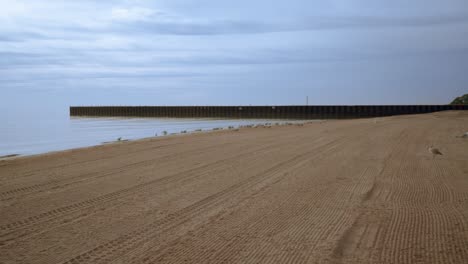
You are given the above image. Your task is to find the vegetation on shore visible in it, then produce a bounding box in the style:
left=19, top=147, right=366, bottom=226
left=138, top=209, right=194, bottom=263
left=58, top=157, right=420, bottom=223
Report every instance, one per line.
left=450, top=94, right=468, bottom=105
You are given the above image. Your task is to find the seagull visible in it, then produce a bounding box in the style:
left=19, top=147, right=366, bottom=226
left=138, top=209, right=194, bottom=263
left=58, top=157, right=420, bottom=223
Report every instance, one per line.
left=428, top=146, right=443, bottom=159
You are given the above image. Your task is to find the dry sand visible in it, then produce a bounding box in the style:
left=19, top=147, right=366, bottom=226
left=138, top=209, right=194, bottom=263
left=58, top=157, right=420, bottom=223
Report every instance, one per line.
left=0, top=111, right=467, bottom=264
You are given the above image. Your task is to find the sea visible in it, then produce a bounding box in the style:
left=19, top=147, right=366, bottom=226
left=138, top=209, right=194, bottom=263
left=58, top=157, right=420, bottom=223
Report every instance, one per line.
left=0, top=110, right=293, bottom=157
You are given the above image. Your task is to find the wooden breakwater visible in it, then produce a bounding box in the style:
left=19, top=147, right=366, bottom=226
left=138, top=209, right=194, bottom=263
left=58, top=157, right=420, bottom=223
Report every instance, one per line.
left=70, top=105, right=468, bottom=119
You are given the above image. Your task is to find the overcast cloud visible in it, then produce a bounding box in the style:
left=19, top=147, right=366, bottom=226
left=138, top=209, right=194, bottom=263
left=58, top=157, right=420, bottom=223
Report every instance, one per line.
left=1, top=0, right=467, bottom=112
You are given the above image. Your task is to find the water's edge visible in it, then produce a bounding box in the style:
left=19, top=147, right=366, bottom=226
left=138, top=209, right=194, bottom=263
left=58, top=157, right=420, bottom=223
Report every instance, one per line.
left=1, top=117, right=312, bottom=157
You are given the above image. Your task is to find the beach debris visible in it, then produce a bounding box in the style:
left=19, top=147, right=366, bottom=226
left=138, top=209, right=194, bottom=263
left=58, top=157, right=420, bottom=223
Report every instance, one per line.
left=195, top=129, right=202, bottom=132
left=456, top=132, right=468, bottom=138
left=428, top=146, right=443, bottom=159
left=228, top=126, right=235, bottom=130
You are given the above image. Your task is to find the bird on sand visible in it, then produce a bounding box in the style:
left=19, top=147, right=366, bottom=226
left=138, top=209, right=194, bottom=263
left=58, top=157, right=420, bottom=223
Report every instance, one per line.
left=428, top=146, right=443, bottom=159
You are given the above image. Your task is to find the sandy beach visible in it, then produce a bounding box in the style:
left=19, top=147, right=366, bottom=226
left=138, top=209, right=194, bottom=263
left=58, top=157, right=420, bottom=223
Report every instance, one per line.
left=0, top=111, right=467, bottom=263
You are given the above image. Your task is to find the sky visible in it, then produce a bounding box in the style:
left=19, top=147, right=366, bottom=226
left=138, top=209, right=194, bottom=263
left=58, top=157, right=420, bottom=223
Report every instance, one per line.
left=1, top=0, right=468, bottom=115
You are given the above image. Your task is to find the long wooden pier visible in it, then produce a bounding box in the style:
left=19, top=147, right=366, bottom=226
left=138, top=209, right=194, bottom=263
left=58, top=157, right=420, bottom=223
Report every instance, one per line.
left=70, top=105, right=468, bottom=119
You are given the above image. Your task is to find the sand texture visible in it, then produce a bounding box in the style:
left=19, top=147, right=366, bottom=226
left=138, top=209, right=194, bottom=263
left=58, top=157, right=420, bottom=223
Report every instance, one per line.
left=0, top=111, right=467, bottom=263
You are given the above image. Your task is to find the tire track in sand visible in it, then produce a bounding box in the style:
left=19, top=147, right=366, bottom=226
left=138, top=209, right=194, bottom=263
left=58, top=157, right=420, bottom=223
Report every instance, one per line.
left=328, top=126, right=412, bottom=264
left=0, top=141, right=234, bottom=201
left=0, top=133, right=317, bottom=246
left=131, top=136, right=348, bottom=264
left=137, top=125, right=396, bottom=264
left=57, top=138, right=345, bottom=264
left=0, top=129, right=301, bottom=200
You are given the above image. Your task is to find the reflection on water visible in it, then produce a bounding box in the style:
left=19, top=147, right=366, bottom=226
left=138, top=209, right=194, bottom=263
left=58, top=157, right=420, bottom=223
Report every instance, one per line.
left=0, top=116, right=293, bottom=156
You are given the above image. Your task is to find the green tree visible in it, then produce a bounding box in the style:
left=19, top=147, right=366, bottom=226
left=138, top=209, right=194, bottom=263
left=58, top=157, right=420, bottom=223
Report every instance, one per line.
left=450, top=94, right=468, bottom=105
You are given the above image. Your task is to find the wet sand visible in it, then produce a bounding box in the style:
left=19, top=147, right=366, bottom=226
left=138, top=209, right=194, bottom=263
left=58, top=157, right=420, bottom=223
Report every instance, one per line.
left=0, top=111, right=467, bottom=263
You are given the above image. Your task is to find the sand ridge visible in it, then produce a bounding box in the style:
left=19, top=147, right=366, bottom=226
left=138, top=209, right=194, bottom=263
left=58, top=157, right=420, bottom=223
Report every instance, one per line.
left=0, top=111, right=467, bottom=263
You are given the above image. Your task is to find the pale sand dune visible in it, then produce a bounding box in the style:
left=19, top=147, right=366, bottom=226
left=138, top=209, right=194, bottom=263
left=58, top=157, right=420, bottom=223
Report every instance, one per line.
left=0, top=111, right=467, bottom=264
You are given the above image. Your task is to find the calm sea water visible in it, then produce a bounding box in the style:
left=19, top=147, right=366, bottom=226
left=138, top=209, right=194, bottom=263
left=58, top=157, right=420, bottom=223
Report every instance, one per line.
left=1, top=111, right=293, bottom=157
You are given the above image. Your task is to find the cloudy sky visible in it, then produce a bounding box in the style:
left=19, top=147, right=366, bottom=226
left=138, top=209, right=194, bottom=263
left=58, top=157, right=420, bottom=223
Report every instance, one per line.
left=1, top=0, right=468, bottom=113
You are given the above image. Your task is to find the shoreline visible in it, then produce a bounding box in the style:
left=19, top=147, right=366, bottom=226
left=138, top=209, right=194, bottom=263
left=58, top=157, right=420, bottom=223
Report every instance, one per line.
left=0, top=119, right=315, bottom=161
left=0, top=154, right=19, bottom=160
